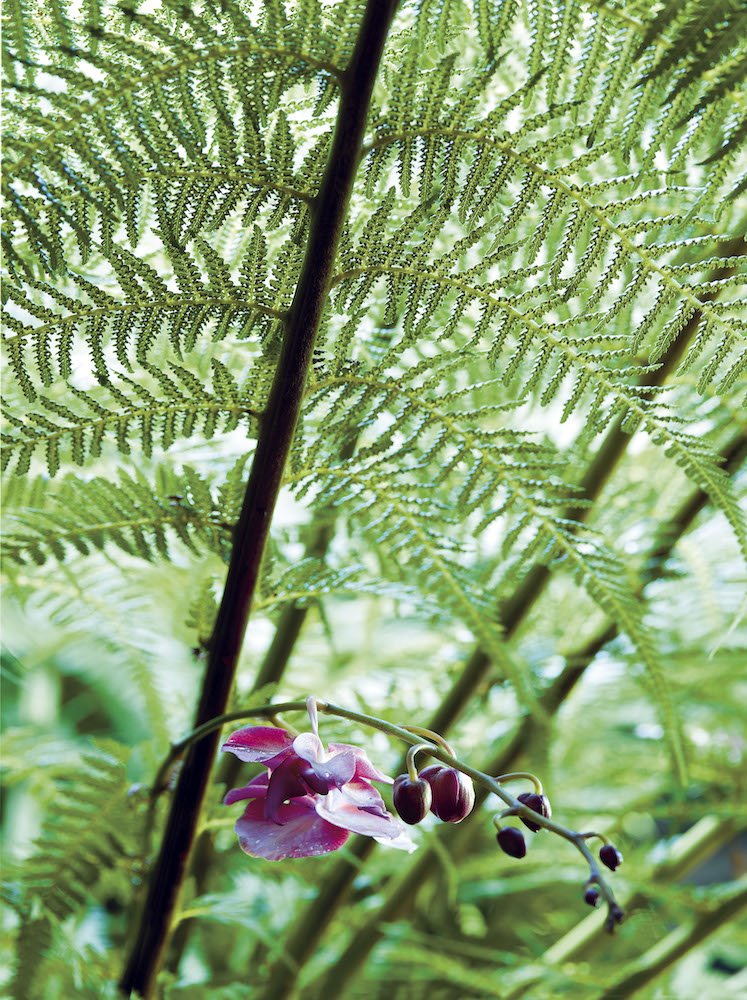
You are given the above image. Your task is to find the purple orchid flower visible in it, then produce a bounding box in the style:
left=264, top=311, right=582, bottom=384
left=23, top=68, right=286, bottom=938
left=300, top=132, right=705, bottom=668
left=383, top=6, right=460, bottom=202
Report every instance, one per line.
left=222, top=699, right=415, bottom=860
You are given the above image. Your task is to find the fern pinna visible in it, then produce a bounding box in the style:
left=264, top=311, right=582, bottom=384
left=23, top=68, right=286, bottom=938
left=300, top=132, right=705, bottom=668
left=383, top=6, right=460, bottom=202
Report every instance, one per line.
left=2, top=0, right=745, bottom=998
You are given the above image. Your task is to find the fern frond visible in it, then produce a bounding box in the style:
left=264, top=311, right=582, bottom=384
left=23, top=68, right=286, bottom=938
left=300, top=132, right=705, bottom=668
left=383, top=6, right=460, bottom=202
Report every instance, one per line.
left=1, top=461, right=244, bottom=565
left=292, top=462, right=544, bottom=710
left=5, top=740, right=141, bottom=1000
left=2, top=0, right=350, bottom=266
left=288, top=434, right=680, bottom=745
left=1, top=359, right=264, bottom=476
left=254, top=558, right=423, bottom=616
left=2, top=558, right=182, bottom=745
left=364, top=123, right=745, bottom=349
left=636, top=1, right=747, bottom=100
left=2, top=241, right=289, bottom=396
left=327, top=168, right=745, bottom=542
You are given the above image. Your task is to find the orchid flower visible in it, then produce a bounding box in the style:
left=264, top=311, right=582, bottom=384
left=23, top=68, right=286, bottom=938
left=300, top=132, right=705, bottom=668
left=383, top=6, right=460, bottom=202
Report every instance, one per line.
left=222, top=698, right=415, bottom=860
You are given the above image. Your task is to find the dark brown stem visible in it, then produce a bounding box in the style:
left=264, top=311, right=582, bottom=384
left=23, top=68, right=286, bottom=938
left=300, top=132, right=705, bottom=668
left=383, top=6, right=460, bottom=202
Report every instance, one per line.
left=119, top=4, right=398, bottom=994
left=218, top=433, right=358, bottom=783
left=167, top=433, right=358, bottom=977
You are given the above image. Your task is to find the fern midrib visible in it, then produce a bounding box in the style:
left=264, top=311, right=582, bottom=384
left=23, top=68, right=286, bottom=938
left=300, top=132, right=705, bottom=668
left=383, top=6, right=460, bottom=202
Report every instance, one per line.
left=361, top=127, right=743, bottom=343
left=287, top=456, right=649, bottom=660
left=308, top=371, right=574, bottom=525
left=305, top=366, right=743, bottom=623
left=252, top=581, right=379, bottom=613
left=4, top=39, right=341, bottom=186
left=4, top=509, right=230, bottom=546
left=12, top=169, right=314, bottom=218
left=3, top=294, right=286, bottom=346
left=300, top=454, right=642, bottom=617
left=4, top=398, right=258, bottom=456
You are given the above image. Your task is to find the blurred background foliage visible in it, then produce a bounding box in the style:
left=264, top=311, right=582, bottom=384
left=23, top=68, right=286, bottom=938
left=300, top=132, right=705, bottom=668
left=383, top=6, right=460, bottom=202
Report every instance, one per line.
left=3, top=414, right=745, bottom=999
left=2, top=0, right=746, bottom=997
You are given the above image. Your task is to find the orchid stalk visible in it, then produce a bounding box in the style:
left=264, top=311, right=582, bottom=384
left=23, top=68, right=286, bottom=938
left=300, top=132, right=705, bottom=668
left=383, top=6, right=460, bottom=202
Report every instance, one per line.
left=152, top=697, right=625, bottom=931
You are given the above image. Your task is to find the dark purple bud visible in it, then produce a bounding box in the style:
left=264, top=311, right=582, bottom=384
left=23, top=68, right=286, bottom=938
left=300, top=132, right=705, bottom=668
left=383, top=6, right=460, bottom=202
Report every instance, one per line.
left=584, top=886, right=600, bottom=907
left=516, top=791, right=552, bottom=832
left=419, top=764, right=475, bottom=823
left=599, top=844, right=623, bottom=871
left=393, top=774, right=432, bottom=825
left=496, top=827, right=526, bottom=859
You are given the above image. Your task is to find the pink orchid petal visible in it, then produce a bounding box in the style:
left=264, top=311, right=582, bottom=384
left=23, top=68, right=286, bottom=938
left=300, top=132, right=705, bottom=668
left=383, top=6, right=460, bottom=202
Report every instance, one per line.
left=373, top=830, right=417, bottom=852
left=223, top=774, right=269, bottom=806
left=292, top=735, right=357, bottom=789
left=314, top=788, right=413, bottom=846
left=339, top=779, right=388, bottom=814
left=221, top=726, right=295, bottom=764
left=299, top=766, right=333, bottom=796
left=328, top=744, right=393, bottom=783
left=235, top=798, right=349, bottom=860
left=310, top=750, right=357, bottom=790
left=292, top=732, right=325, bottom=763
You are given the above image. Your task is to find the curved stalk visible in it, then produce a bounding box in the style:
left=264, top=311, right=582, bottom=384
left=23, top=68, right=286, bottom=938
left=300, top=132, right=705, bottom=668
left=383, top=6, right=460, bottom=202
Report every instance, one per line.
left=151, top=698, right=624, bottom=922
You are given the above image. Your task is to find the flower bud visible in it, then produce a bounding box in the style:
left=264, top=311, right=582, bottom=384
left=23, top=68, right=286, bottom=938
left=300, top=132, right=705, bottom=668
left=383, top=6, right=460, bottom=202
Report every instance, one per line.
left=496, top=826, right=526, bottom=858
left=599, top=843, right=623, bottom=871
left=584, top=886, right=600, bottom=907
left=419, top=764, right=475, bottom=823
left=516, top=791, right=552, bottom=832
left=392, top=774, right=432, bottom=825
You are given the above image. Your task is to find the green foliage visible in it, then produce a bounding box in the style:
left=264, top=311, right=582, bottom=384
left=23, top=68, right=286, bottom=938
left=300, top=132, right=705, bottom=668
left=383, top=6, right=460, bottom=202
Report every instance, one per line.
left=2, top=0, right=746, bottom=998
left=3, top=740, right=142, bottom=1000
left=1, top=359, right=264, bottom=474
left=1, top=461, right=245, bottom=564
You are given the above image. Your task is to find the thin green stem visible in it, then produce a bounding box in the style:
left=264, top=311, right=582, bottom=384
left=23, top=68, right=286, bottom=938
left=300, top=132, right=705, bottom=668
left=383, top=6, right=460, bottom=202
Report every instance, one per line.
left=401, top=725, right=455, bottom=757
left=153, top=698, right=622, bottom=922
left=581, top=831, right=611, bottom=847
left=406, top=744, right=431, bottom=781
left=494, top=771, right=543, bottom=794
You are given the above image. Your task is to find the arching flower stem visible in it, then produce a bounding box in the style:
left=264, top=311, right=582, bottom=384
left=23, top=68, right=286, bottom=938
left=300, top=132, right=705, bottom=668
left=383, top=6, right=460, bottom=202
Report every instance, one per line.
left=402, top=724, right=455, bottom=757
left=405, top=744, right=433, bottom=781
left=581, top=831, right=612, bottom=846
left=149, top=698, right=623, bottom=928
left=494, top=771, right=544, bottom=794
